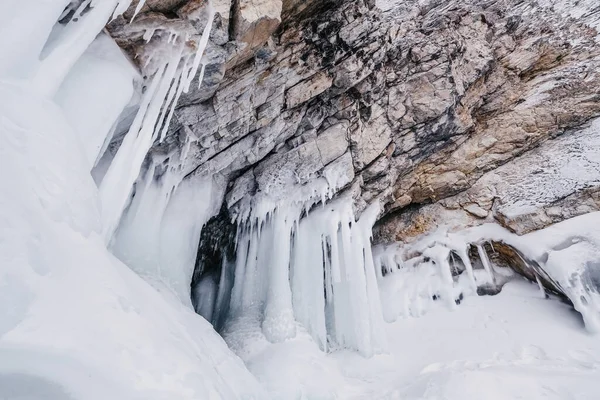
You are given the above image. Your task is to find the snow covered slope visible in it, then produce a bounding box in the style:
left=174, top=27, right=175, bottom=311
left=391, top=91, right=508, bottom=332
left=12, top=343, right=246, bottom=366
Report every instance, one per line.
left=0, top=1, right=264, bottom=399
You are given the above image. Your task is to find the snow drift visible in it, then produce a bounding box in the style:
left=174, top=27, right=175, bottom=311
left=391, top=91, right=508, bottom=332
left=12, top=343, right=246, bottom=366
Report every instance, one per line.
left=0, top=1, right=264, bottom=398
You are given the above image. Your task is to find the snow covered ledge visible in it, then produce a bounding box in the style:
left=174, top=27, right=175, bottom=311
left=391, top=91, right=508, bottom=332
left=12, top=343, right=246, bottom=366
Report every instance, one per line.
left=375, top=213, right=600, bottom=331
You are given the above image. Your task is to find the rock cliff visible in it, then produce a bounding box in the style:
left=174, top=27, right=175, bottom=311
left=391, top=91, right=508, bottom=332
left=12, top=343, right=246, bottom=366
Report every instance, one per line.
left=105, top=0, right=600, bottom=280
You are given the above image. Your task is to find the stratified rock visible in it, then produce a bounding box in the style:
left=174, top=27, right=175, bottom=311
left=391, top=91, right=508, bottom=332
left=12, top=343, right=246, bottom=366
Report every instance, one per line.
left=232, top=0, right=283, bottom=60
left=103, top=0, right=600, bottom=249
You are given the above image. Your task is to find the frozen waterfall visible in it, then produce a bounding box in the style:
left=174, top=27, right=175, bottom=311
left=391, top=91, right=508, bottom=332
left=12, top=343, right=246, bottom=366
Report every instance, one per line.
left=226, top=195, right=388, bottom=357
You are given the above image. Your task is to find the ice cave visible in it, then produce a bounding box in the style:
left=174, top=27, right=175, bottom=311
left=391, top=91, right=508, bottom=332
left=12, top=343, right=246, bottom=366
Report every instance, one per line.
left=1, top=0, right=600, bottom=399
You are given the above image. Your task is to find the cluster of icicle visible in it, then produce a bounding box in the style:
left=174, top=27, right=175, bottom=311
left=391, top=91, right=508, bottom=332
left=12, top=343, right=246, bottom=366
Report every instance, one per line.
left=373, top=236, right=505, bottom=323
left=227, top=191, right=388, bottom=357
left=2, top=0, right=221, bottom=306
left=100, top=1, right=215, bottom=243
left=111, top=144, right=222, bottom=306
left=374, top=217, right=600, bottom=333
left=1, top=0, right=216, bottom=246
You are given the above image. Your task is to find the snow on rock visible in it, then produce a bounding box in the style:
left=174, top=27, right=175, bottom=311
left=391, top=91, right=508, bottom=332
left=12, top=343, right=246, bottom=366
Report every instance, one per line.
left=539, top=0, right=600, bottom=37
left=376, top=212, right=600, bottom=332
left=490, top=118, right=600, bottom=231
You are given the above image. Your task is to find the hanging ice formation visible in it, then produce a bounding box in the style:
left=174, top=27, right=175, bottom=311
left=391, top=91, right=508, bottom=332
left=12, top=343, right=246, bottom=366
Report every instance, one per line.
left=1, top=0, right=222, bottom=308
left=0, top=0, right=215, bottom=246
left=374, top=216, right=600, bottom=333
left=111, top=149, right=225, bottom=306
left=228, top=190, right=388, bottom=357
left=99, top=2, right=215, bottom=243
left=373, top=233, right=507, bottom=323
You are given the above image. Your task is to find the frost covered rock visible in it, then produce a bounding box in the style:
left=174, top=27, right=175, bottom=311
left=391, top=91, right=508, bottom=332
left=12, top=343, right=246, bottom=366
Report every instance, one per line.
left=375, top=213, right=600, bottom=333
left=375, top=117, right=600, bottom=242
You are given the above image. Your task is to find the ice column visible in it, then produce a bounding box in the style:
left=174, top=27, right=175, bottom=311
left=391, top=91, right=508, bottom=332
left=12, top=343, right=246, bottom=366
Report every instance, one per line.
left=229, top=197, right=387, bottom=356
left=262, top=207, right=298, bottom=342
left=112, top=154, right=221, bottom=306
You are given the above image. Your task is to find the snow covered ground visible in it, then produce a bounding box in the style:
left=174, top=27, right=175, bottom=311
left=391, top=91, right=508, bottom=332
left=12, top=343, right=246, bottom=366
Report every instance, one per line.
left=225, top=278, right=600, bottom=399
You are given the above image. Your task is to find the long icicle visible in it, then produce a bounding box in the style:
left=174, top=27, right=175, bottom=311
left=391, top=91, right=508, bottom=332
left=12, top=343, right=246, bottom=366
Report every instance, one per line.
left=99, top=1, right=215, bottom=243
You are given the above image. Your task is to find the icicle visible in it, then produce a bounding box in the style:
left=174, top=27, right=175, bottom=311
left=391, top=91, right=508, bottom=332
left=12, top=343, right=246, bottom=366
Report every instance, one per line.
left=73, top=0, right=93, bottom=19
left=197, top=63, right=207, bottom=90
left=143, top=28, right=157, bottom=42
left=182, top=7, right=214, bottom=93
left=229, top=227, right=249, bottom=317
left=99, top=60, right=168, bottom=242
left=535, top=274, right=546, bottom=299
left=129, top=0, right=148, bottom=22
left=212, top=256, right=235, bottom=330
left=100, top=2, right=215, bottom=242
left=113, top=0, right=143, bottom=20
left=291, top=213, right=327, bottom=350
left=457, top=247, right=478, bottom=291
left=158, top=60, right=188, bottom=142
left=262, top=208, right=297, bottom=342
left=476, top=243, right=496, bottom=284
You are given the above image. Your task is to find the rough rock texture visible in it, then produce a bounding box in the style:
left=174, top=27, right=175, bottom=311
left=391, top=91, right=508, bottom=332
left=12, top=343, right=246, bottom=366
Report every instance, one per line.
left=375, top=118, right=600, bottom=242
left=107, top=0, right=600, bottom=245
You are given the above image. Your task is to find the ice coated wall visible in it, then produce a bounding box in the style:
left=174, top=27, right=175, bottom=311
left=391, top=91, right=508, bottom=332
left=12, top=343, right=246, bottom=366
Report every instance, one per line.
left=0, top=1, right=265, bottom=398
left=111, top=161, right=225, bottom=306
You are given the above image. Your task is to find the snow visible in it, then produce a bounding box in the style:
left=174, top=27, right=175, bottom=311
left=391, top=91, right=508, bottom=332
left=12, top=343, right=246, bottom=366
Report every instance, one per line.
left=0, top=1, right=264, bottom=399
left=0, top=79, right=264, bottom=399
left=225, top=278, right=600, bottom=399
left=55, top=33, right=139, bottom=168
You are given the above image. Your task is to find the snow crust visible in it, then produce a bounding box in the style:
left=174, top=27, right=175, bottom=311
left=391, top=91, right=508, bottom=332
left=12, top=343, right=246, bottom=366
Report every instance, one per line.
left=227, top=277, right=600, bottom=399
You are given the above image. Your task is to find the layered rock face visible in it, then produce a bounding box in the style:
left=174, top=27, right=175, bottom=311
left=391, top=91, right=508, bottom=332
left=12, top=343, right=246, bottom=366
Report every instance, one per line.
left=105, top=0, right=600, bottom=304
left=107, top=0, right=600, bottom=241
